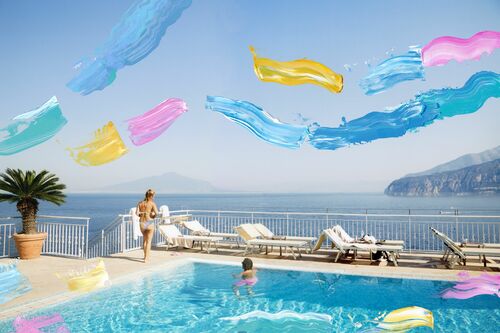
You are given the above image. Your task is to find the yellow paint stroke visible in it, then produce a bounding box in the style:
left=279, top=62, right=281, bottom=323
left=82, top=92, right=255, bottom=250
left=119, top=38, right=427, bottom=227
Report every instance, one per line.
left=67, top=121, right=128, bottom=166
left=250, top=46, right=343, bottom=93
left=378, top=306, right=434, bottom=331
left=56, top=260, right=109, bottom=292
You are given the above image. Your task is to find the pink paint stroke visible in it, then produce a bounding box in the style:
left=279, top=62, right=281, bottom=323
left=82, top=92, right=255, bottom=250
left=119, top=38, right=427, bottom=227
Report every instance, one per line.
left=126, top=98, right=188, bottom=146
left=440, top=272, right=500, bottom=300
left=12, top=313, right=70, bottom=333
left=422, top=30, right=500, bottom=67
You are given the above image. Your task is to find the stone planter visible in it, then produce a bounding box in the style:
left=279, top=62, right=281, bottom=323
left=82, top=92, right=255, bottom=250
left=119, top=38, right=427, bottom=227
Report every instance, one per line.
left=13, top=232, right=47, bottom=259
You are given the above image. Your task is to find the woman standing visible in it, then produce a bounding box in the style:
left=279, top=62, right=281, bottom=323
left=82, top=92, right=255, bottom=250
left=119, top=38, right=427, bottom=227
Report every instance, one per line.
left=136, top=189, right=158, bottom=263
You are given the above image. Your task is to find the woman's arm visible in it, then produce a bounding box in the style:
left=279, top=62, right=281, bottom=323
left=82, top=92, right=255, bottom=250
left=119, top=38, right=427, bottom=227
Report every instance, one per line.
left=136, top=203, right=142, bottom=216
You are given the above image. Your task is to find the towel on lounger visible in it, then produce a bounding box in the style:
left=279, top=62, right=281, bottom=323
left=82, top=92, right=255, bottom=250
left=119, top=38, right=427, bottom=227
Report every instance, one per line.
left=130, top=207, right=142, bottom=241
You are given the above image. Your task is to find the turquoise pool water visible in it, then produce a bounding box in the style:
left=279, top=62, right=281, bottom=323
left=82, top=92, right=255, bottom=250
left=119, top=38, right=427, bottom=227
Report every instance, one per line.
left=1, top=261, right=499, bottom=332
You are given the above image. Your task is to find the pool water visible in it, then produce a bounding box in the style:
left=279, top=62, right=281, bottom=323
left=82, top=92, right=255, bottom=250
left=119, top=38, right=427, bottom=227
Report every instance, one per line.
left=1, top=261, right=499, bottom=332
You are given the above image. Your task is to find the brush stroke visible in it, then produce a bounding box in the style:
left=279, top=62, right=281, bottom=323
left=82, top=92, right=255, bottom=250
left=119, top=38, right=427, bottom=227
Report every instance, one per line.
left=359, top=50, right=424, bottom=95
left=0, top=97, right=67, bottom=155
left=309, top=71, right=499, bottom=150
left=250, top=46, right=343, bottom=93
left=361, top=307, right=433, bottom=332
left=206, top=96, right=309, bottom=149
left=12, top=314, right=70, bottom=333
left=56, top=260, right=109, bottom=293
left=67, top=0, right=192, bottom=95
left=422, top=30, right=500, bottom=67
left=67, top=122, right=128, bottom=166
left=221, top=310, right=332, bottom=323
left=0, top=262, right=32, bottom=305
left=127, top=98, right=187, bottom=146
left=440, top=271, right=500, bottom=300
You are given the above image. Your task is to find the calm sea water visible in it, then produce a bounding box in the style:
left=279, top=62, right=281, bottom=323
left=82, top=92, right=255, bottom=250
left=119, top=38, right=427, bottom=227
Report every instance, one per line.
left=1, top=193, right=499, bottom=237
left=0, top=261, right=498, bottom=332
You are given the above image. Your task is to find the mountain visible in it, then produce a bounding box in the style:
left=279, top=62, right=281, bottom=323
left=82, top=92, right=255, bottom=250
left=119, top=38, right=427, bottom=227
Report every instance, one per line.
left=406, top=145, right=500, bottom=177
left=385, top=159, right=500, bottom=196
left=98, top=172, right=221, bottom=193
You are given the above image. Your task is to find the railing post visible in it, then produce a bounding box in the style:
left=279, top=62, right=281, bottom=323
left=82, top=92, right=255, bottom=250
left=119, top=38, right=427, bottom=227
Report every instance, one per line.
left=85, top=218, right=89, bottom=259
left=101, top=230, right=105, bottom=257
left=455, top=210, right=459, bottom=242
left=120, top=216, right=125, bottom=253
left=365, top=209, right=368, bottom=234
left=408, top=210, right=412, bottom=253
left=286, top=213, right=290, bottom=236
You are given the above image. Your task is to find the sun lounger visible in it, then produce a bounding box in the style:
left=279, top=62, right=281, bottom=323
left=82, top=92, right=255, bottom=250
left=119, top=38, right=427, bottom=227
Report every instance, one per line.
left=182, top=220, right=240, bottom=247
left=253, top=223, right=316, bottom=251
left=157, top=224, right=222, bottom=253
left=159, top=205, right=192, bottom=224
left=235, top=224, right=309, bottom=259
left=314, top=229, right=403, bottom=266
left=431, top=227, right=500, bottom=268
left=332, top=225, right=404, bottom=247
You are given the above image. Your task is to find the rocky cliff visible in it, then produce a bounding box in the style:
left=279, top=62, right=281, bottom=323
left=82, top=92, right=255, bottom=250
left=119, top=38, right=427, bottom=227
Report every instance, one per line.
left=385, top=159, right=500, bottom=196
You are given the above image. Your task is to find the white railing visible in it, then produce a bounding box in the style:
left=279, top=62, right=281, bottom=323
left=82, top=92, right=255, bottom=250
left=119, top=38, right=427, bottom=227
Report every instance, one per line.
left=0, top=215, right=90, bottom=259
left=0, top=219, right=15, bottom=258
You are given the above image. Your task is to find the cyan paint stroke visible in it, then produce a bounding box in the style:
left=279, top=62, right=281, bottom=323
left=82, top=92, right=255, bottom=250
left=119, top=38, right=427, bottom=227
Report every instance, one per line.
left=67, top=0, right=192, bottom=95
left=0, top=262, right=32, bottom=305
left=359, top=50, right=424, bottom=95
left=310, top=71, right=500, bottom=150
left=127, top=98, right=187, bottom=146
left=0, top=96, right=67, bottom=155
left=440, top=271, right=500, bottom=300
left=12, top=314, right=70, bottom=333
left=422, top=30, right=500, bottom=67
left=206, top=96, right=309, bottom=149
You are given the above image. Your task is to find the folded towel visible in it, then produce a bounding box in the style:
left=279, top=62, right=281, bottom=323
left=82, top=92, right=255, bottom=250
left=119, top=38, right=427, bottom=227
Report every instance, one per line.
left=361, top=235, right=377, bottom=244
left=159, top=205, right=170, bottom=224
left=130, top=207, right=142, bottom=240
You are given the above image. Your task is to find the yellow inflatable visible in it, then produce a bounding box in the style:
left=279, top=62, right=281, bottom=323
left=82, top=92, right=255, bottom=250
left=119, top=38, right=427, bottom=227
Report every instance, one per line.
left=377, top=306, right=434, bottom=331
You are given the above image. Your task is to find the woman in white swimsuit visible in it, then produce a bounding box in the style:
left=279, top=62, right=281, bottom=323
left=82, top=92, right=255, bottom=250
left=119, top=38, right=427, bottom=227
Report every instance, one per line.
left=136, top=189, right=158, bottom=263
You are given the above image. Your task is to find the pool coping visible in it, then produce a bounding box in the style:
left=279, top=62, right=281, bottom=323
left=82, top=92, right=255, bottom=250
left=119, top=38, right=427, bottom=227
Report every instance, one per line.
left=0, top=254, right=469, bottom=322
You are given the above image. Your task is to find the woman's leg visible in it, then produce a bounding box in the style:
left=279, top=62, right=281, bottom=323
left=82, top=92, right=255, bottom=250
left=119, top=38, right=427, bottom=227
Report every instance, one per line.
left=144, top=226, right=154, bottom=262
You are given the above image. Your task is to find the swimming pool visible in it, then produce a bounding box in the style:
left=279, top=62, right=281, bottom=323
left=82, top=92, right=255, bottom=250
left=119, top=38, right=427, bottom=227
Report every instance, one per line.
left=1, top=260, right=499, bottom=332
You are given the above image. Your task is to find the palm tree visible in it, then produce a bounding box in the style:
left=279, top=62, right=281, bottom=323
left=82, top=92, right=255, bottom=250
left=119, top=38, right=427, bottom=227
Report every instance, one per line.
left=0, top=168, right=66, bottom=234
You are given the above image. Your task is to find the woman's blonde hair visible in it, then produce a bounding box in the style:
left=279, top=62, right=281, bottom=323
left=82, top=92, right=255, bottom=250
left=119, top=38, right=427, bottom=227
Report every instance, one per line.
left=144, top=189, right=155, bottom=201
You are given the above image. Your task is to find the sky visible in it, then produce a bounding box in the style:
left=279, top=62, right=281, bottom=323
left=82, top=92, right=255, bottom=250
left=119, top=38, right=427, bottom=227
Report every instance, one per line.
left=0, top=0, right=499, bottom=193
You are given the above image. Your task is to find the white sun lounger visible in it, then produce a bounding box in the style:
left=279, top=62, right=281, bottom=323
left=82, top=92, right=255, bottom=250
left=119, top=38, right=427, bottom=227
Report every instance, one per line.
left=182, top=220, right=240, bottom=247
left=159, top=205, right=192, bottom=224
left=157, top=224, right=222, bottom=253
left=431, top=227, right=500, bottom=268
left=235, top=224, right=309, bottom=259
left=253, top=223, right=316, bottom=251
left=314, top=229, right=403, bottom=266
left=332, top=225, right=405, bottom=247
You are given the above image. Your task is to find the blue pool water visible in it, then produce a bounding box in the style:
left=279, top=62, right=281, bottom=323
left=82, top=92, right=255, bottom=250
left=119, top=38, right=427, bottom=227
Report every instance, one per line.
left=1, top=261, right=499, bottom=332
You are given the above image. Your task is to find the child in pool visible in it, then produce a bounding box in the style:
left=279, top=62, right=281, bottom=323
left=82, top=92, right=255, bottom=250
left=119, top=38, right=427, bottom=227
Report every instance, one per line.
left=232, top=258, right=258, bottom=297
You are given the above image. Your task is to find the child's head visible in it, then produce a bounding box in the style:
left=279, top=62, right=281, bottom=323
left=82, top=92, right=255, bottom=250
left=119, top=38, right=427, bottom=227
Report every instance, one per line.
left=242, top=258, right=253, bottom=271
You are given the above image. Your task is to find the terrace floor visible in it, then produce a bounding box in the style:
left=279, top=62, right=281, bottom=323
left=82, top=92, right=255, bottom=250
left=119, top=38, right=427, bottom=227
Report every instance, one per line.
left=1, top=244, right=499, bottom=321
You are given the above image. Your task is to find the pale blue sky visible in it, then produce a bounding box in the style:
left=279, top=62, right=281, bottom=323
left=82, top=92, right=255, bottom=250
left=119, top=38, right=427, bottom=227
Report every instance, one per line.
left=0, top=0, right=499, bottom=192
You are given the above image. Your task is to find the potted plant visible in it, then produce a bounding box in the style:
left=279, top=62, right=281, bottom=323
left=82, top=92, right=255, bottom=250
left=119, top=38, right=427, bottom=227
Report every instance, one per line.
left=0, top=168, right=66, bottom=259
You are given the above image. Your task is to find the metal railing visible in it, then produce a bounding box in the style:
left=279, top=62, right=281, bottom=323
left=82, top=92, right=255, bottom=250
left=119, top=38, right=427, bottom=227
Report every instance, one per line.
left=0, top=215, right=90, bottom=259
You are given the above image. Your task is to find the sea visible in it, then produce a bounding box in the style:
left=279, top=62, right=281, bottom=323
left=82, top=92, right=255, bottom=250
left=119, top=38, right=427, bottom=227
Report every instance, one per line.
left=1, top=193, right=499, bottom=238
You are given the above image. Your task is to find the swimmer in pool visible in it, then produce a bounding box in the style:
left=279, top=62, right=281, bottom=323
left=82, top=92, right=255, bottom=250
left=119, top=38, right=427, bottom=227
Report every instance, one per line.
left=232, top=258, right=258, bottom=297
left=136, top=189, right=158, bottom=263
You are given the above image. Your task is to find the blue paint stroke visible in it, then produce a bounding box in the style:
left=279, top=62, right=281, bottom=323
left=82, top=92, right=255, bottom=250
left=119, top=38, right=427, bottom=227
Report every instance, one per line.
left=206, top=96, right=309, bottom=149
left=310, top=71, right=499, bottom=150
left=0, top=262, right=32, bottom=305
left=0, top=96, right=67, bottom=155
left=67, top=0, right=192, bottom=95
left=359, top=50, right=425, bottom=95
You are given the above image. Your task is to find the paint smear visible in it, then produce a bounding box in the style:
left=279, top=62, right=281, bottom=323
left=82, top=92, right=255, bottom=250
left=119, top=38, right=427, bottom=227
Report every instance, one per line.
left=67, top=0, right=192, bottom=95
left=67, top=122, right=128, bottom=166
left=250, top=46, right=343, bottom=93
left=422, top=30, right=500, bottom=67
left=440, top=271, right=500, bottom=300
left=127, top=98, right=187, bottom=146
left=309, top=71, right=499, bottom=150
left=0, top=96, right=67, bottom=155
left=361, top=306, right=433, bottom=332
left=206, top=96, right=309, bottom=149
left=359, top=50, right=424, bottom=95
left=56, top=260, right=109, bottom=292
left=0, top=262, right=32, bottom=305
left=12, top=314, right=70, bottom=333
